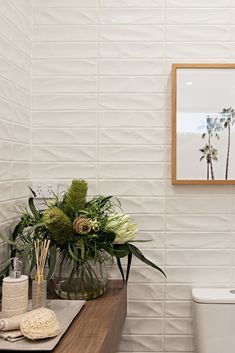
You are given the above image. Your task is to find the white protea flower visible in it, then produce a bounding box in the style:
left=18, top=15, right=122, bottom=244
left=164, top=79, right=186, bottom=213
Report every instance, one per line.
left=107, top=213, right=138, bottom=244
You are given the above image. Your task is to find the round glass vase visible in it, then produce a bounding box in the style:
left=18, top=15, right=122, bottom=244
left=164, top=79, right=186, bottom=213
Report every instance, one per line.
left=53, top=252, right=108, bottom=300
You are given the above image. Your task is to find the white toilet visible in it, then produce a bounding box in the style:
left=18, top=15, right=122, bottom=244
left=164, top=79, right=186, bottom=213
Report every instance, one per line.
left=192, top=288, right=235, bottom=353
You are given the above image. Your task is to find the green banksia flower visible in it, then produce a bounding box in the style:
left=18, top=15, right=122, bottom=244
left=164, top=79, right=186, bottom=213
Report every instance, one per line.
left=43, top=207, right=74, bottom=245
left=64, top=179, right=88, bottom=219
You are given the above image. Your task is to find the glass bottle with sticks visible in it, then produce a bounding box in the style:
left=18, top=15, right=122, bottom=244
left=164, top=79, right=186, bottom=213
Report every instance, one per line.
left=32, top=239, right=50, bottom=309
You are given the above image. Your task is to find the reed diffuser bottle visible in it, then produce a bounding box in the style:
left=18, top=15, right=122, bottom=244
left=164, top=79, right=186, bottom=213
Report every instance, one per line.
left=32, top=239, right=50, bottom=309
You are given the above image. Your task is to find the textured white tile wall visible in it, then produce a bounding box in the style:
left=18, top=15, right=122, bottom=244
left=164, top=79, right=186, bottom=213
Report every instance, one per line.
left=32, top=1, right=235, bottom=352
left=0, top=0, right=32, bottom=268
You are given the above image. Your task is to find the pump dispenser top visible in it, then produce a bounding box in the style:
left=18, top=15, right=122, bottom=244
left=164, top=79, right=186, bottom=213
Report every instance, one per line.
left=10, top=257, right=22, bottom=279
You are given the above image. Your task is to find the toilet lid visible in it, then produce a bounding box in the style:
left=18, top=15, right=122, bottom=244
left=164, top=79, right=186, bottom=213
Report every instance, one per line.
left=192, top=288, right=235, bottom=304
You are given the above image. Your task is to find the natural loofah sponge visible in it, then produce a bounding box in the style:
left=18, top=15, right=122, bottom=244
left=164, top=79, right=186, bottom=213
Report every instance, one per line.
left=20, top=307, right=60, bottom=340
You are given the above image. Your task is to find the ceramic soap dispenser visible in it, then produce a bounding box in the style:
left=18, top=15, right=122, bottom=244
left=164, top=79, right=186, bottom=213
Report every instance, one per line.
left=2, top=258, right=28, bottom=317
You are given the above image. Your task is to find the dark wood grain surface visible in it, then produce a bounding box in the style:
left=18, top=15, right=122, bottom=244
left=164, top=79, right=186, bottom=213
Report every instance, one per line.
left=52, top=280, right=127, bottom=353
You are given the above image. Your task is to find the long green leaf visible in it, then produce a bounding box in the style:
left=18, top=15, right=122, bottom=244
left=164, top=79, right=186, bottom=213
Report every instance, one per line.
left=113, top=243, right=130, bottom=258
left=126, top=252, right=132, bottom=282
left=0, top=233, right=16, bottom=246
left=28, top=186, right=36, bottom=198
left=12, top=221, right=23, bottom=241
left=26, top=222, right=45, bottom=236
left=128, top=243, right=166, bottom=277
left=28, top=197, right=40, bottom=219
left=116, top=257, right=125, bottom=282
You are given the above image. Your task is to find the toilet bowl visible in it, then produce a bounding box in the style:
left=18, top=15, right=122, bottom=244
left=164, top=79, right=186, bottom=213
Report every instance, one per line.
left=192, top=288, right=235, bottom=353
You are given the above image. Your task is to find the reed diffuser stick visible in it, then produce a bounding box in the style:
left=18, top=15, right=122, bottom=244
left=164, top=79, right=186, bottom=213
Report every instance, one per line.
left=32, top=239, right=50, bottom=309
left=34, top=239, right=50, bottom=282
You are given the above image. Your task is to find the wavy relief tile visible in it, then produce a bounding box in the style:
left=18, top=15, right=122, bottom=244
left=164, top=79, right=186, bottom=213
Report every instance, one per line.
left=99, top=59, right=165, bottom=75
left=0, top=12, right=30, bottom=55
left=32, top=111, right=97, bottom=128
left=32, top=162, right=97, bottom=179
left=165, top=232, right=235, bottom=249
left=166, top=267, right=235, bottom=283
left=134, top=214, right=165, bottom=231
left=12, top=0, right=32, bottom=21
left=99, top=162, right=165, bottom=179
left=166, top=8, right=231, bottom=24
left=166, top=197, right=233, bottom=214
left=0, top=0, right=31, bottom=37
left=32, top=59, right=97, bottom=76
left=0, top=36, right=30, bottom=72
left=34, top=8, right=97, bottom=25
left=33, top=94, right=97, bottom=110
left=32, top=145, right=96, bottom=162
left=33, top=77, right=97, bottom=93
left=167, top=25, right=230, bottom=42
left=166, top=214, right=232, bottom=231
left=99, top=111, right=168, bottom=128
left=0, top=78, right=30, bottom=108
left=0, top=57, right=28, bottom=90
left=100, top=93, right=165, bottom=109
left=128, top=283, right=164, bottom=300
left=100, top=76, right=167, bottom=93
left=123, top=318, right=164, bottom=335
left=33, top=42, right=97, bottom=59
left=167, top=0, right=231, bottom=8
left=100, top=8, right=164, bottom=24
left=164, top=335, right=193, bottom=352
left=100, top=42, right=165, bottom=58
left=166, top=249, right=235, bottom=266
left=100, top=128, right=166, bottom=145
left=34, top=0, right=98, bottom=7
left=165, top=301, right=191, bottom=318
left=34, top=25, right=97, bottom=42
left=120, top=196, right=164, bottom=213
left=100, top=25, right=164, bottom=41
left=99, top=180, right=165, bottom=196
left=128, top=301, right=164, bottom=317
left=101, top=0, right=164, bottom=7
left=32, top=128, right=96, bottom=144
left=99, top=146, right=164, bottom=162
left=119, top=334, right=164, bottom=352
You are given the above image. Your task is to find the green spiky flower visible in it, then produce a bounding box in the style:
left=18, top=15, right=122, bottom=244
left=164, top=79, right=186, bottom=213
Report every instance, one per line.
left=43, top=207, right=74, bottom=245
left=64, top=179, right=88, bottom=219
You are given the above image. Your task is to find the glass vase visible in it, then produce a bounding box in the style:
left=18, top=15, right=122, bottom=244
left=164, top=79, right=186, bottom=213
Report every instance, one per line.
left=53, top=251, right=108, bottom=300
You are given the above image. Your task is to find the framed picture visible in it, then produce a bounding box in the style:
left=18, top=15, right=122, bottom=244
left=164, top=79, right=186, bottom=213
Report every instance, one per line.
left=172, top=63, right=235, bottom=184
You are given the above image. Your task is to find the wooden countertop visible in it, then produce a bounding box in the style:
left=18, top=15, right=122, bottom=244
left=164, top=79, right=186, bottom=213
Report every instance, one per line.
left=52, top=280, right=127, bottom=353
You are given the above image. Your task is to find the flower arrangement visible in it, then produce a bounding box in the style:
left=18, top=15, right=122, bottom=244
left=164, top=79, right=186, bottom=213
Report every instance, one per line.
left=0, top=179, right=165, bottom=299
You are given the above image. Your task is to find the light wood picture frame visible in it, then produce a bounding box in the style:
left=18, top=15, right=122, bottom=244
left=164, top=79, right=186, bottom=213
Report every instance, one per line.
left=172, top=63, right=235, bottom=185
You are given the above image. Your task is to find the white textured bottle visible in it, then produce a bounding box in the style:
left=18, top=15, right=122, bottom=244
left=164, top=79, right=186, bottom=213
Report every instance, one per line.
left=2, top=258, right=28, bottom=318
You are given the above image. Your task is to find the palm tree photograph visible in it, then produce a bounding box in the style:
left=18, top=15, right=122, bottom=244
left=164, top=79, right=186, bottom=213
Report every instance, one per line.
left=173, top=64, right=235, bottom=184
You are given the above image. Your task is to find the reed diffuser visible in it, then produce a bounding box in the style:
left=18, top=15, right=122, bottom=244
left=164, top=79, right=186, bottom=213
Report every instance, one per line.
left=32, top=239, right=50, bottom=309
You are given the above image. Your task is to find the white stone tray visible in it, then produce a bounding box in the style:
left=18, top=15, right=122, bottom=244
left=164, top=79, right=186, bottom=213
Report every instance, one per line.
left=0, top=299, right=85, bottom=351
